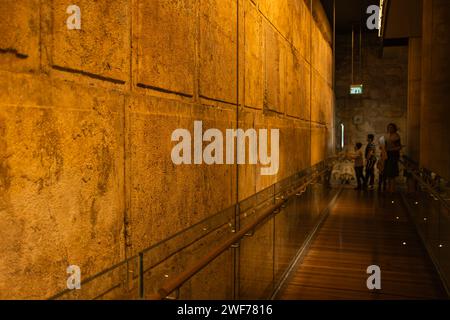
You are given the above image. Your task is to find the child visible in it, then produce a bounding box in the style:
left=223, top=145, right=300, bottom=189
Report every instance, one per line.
left=352, top=142, right=365, bottom=190
left=377, top=145, right=387, bottom=192
left=364, top=134, right=377, bottom=190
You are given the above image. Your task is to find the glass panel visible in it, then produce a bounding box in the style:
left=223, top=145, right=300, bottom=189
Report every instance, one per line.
left=439, top=204, right=450, bottom=283
left=53, top=256, right=140, bottom=300
left=401, top=157, right=450, bottom=292
left=273, top=188, right=313, bottom=286
left=141, top=206, right=235, bottom=299
left=424, top=192, right=441, bottom=260
left=238, top=218, right=274, bottom=300
left=50, top=161, right=336, bottom=300
left=178, top=248, right=234, bottom=300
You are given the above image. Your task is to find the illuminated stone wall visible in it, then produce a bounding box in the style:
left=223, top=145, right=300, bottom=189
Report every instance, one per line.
left=407, top=37, right=422, bottom=163
left=0, top=0, right=333, bottom=298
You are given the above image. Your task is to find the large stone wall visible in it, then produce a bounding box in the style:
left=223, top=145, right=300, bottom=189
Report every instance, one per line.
left=419, top=0, right=450, bottom=180
left=335, top=33, right=408, bottom=153
left=407, top=37, right=422, bottom=163
left=0, top=0, right=333, bottom=298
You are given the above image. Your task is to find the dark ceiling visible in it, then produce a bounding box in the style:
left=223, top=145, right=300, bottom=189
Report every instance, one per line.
left=321, top=0, right=380, bottom=33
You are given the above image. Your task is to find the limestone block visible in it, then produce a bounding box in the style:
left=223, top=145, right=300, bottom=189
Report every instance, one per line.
left=244, top=0, right=263, bottom=110
left=0, top=74, right=125, bottom=299
left=128, top=95, right=236, bottom=253
left=0, top=0, right=40, bottom=72
left=254, top=113, right=280, bottom=191
left=291, top=0, right=311, bottom=62
left=295, top=122, right=312, bottom=171
left=287, top=52, right=312, bottom=120
left=263, top=23, right=282, bottom=113
left=258, top=0, right=292, bottom=40
left=311, top=71, right=329, bottom=124
left=312, top=0, right=332, bottom=44
left=279, top=40, right=288, bottom=115
left=311, top=126, right=326, bottom=165
left=199, top=0, right=237, bottom=104
left=299, top=58, right=311, bottom=121
left=52, top=0, right=130, bottom=81
left=312, top=22, right=332, bottom=86
left=284, top=50, right=295, bottom=118
left=237, top=109, right=257, bottom=201
left=137, top=0, right=196, bottom=95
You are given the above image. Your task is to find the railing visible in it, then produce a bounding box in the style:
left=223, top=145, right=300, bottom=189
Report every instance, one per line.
left=149, top=171, right=329, bottom=300
left=401, top=156, right=450, bottom=296
left=49, top=158, right=340, bottom=300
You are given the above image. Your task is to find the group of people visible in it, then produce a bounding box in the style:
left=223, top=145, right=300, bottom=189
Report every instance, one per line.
left=350, top=123, right=402, bottom=193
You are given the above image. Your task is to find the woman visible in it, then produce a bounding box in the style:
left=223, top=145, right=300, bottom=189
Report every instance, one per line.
left=383, top=123, right=402, bottom=193
left=377, top=144, right=387, bottom=192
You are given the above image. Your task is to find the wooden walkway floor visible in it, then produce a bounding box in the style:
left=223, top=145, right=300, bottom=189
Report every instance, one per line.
left=277, top=188, right=447, bottom=300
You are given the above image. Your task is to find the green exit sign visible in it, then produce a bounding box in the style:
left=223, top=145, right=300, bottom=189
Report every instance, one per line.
left=350, top=84, right=364, bottom=95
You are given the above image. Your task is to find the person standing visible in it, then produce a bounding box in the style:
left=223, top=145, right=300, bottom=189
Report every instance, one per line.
left=352, top=142, right=365, bottom=190
left=364, top=134, right=377, bottom=190
left=383, top=123, right=402, bottom=193
left=377, top=145, right=387, bottom=192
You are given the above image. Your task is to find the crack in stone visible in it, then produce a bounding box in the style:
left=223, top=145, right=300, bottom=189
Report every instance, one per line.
left=0, top=48, right=28, bottom=59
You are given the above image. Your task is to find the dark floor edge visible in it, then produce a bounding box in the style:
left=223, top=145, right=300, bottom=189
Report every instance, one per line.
left=270, top=188, right=343, bottom=300
left=399, top=193, right=450, bottom=298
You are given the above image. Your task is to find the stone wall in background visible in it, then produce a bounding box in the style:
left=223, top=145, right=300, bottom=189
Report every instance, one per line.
left=335, top=33, right=408, bottom=154
left=0, top=0, right=333, bottom=298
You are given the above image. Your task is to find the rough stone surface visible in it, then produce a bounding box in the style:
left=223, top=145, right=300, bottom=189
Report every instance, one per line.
left=335, top=34, right=408, bottom=152
left=52, top=0, right=130, bottom=81
left=137, top=0, right=196, bottom=95
left=0, top=72, right=125, bottom=299
left=0, top=0, right=40, bottom=72
left=407, top=37, right=422, bottom=163
left=244, top=1, right=264, bottom=110
left=0, top=0, right=334, bottom=298
left=199, top=0, right=237, bottom=104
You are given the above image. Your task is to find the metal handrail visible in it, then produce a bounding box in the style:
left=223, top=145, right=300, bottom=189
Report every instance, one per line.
left=147, top=171, right=327, bottom=300
left=401, top=157, right=450, bottom=212
left=48, top=160, right=333, bottom=300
